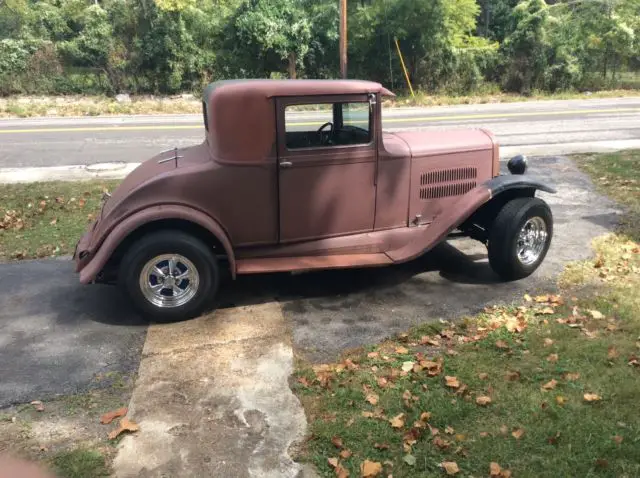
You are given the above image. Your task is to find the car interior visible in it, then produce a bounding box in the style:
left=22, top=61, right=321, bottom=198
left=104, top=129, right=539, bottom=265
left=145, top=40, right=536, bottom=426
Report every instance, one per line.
left=285, top=102, right=372, bottom=150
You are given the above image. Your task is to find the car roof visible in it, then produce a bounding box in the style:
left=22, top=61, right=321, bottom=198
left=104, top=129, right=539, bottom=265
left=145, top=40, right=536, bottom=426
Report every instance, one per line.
left=203, top=79, right=395, bottom=101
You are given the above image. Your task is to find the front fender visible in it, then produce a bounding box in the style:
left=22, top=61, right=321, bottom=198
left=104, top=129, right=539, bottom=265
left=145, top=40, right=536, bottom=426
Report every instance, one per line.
left=485, top=174, right=556, bottom=197
left=77, top=205, right=236, bottom=284
left=386, top=174, right=555, bottom=264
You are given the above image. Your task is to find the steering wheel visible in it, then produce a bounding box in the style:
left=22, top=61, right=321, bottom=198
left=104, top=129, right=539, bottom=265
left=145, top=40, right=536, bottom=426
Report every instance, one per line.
left=317, top=121, right=334, bottom=145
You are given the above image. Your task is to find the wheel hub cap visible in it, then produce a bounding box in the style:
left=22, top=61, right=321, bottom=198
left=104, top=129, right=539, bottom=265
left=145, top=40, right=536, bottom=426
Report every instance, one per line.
left=139, top=254, right=200, bottom=308
left=516, top=217, right=548, bottom=266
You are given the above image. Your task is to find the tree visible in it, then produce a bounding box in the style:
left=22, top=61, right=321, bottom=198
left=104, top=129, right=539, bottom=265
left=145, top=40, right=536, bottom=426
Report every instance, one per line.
left=226, top=0, right=312, bottom=78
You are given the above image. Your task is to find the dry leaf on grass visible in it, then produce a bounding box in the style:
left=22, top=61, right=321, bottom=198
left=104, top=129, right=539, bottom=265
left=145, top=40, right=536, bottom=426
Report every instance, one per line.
left=478, top=372, right=489, bottom=380
left=108, top=417, right=139, bottom=440
left=544, top=338, right=554, bottom=347
left=374, top=443, right=390, bottom=450
left=389, top=413, right=405, bottom=429
left=340, top=449, right=352, bottom=459
left=395, top=346, right=409, bottom=354
left=365, top=393, right=379, bottom=406
left=328, top=458, right=349, bottom=478
left=30, top=401, right=45, bottom=412
left=505, top=371, right=520, bottom=381
left=584, top=393, right=602, bottom=402
left=332, top=436, right=344, bottom=449
left=445, top=426, right=455, bottom=435
left=401, top=361, right=415, bottom=372
left=538, top=307, right=555, bottom=315
left=476, top=396, right=492, bottom=406
left=445, top=376, right=460, bottom=389
left=556, top=395, right=566, bottom=406
left=608, top=346, right=619, bottom=359
left=100, top=407, right=128, bottom=425
left=589, top=310, right=605, bottom=320
left=511, top=428, right=524, bottom=439
left=564, top=372, right=580, bottom=381
left=360, top=460, right=382, bottom=477
left=367, top=351, right=379, bottom=358
left=541, top=379, right=558, bottom=391
left=441, top=461, right=460, bottom=475
left=495, top=340, right=509, bottom=350
left=547, top=353, right=559, bottom=363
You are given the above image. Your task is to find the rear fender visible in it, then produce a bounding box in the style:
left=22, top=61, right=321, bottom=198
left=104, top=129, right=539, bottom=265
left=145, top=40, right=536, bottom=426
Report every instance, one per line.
left=78, top=205, right=235, bottom=284
left=386, top=175, right=555, bottom=263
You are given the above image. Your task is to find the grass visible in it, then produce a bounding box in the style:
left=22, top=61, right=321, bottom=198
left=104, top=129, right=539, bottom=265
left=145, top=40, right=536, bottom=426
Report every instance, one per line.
left=0, top=180, right=119, bottom=261
left=293, top=149, right=640, bottom=477
left=50, top=449, right=111, bottom=478
left=0, top=88, right=638, bottom=118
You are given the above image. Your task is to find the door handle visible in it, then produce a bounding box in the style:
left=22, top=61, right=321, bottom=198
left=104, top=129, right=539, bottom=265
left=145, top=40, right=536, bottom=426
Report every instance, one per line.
left=279, top=161, right=293, bottom=168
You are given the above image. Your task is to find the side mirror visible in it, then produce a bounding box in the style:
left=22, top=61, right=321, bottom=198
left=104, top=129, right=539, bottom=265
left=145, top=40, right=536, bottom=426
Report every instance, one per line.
left=507, top=154, right=528, bottom=175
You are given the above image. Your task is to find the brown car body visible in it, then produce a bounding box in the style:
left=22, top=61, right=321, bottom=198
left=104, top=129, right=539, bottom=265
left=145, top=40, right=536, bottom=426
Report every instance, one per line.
left=74, top=79, right=555, bottom=319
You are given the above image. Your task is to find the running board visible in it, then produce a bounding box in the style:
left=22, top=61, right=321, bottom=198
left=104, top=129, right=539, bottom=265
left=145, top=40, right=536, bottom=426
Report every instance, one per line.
left=236, top=253, right=393, bottom=275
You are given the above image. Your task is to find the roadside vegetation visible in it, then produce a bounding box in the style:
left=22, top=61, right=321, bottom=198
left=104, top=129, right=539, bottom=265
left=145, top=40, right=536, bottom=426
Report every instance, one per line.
left=0, top=180, right=118, bottom=261
left=0, top=373, right=135, bottom=478
left=1, top=89, right=638, bottom=119
left=292, top=150, right=640, bottom=477
left=1, top=0, right=639, bottom=101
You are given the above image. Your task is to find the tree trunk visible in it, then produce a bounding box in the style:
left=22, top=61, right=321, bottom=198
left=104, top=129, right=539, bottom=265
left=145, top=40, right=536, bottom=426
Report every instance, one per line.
left=288, top=52, right=297, bottom=79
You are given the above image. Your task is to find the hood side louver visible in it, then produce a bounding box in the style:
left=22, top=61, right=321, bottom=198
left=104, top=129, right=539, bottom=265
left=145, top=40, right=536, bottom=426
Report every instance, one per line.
left=419, top=167, right=477, bottom=200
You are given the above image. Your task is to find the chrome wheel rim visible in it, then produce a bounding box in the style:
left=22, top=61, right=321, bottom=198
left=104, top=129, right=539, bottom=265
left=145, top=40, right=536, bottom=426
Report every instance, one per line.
left=139, top=254, right=200, bottom=308
left=516, top=217, right=548, bottom=266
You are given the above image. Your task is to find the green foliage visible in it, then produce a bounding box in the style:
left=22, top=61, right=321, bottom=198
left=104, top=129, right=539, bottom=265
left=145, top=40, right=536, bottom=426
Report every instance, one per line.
left=0, top=0, right=638, bottom=96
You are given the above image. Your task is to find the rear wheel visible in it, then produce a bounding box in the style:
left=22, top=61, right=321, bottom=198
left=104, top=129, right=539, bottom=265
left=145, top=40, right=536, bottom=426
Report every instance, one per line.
left=488, top=197, right=553, bottom=281
left=119, top=230, right=219, bottom=322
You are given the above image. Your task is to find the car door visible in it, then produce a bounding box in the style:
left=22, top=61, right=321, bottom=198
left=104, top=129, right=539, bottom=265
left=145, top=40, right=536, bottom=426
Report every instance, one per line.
left=276, top=94, right=377, bottom=243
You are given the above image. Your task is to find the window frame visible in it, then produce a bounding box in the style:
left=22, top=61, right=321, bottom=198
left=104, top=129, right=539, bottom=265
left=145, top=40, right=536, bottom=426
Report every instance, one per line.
left=277, top=94, right=375, bottom=156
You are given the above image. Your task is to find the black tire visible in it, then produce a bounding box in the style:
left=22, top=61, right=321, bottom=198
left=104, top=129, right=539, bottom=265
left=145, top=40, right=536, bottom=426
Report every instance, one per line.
left=118, top=230, right=219, bottom=322
left=488, top=197, right=553, bottom=281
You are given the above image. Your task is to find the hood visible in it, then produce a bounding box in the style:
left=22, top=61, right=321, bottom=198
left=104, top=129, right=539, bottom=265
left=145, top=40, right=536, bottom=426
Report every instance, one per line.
left=100, top=142, right=210, bottom=218
left=383, top=129, right=495, bottom=158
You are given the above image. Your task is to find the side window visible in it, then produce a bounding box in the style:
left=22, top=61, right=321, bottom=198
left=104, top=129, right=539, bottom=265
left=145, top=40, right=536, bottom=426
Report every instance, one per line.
left=284, top=101, right=372, bottom=150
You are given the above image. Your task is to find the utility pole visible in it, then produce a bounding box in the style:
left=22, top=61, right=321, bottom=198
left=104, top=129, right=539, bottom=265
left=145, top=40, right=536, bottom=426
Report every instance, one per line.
left=339, top=0, right=347, bottom=79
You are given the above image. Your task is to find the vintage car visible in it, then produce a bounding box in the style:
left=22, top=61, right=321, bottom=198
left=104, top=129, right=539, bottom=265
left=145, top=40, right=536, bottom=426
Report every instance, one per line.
left=73, top=79, right=555, bottom=321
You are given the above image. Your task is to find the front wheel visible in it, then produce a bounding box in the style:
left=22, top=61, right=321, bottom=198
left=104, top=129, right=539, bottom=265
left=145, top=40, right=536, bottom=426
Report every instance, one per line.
left=118, top=230, right=220, bottom=322
left=488, top=197, right=553, bottom=281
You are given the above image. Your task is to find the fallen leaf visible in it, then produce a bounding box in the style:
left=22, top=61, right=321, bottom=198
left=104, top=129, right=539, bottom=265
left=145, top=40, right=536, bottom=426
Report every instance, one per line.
left=100, top=407, right=127, bottom=424
left=613, top=435, right=623, bottom=445
left=495, top=340, right=509, bottom=350
left=340, top=449, right=352, bottom=459
left=538, top=307, right=555, bottom=315
left=78, top=198, right=86, bottom=208
left=395, top=346, right=409, bottom=354
left=367, top=351, right=379, bottom=358
left=49, top=218, right=57, bottom=225
left=524, top=294, right=532, bottom=302
left=589, top=310, right=605, bottom=320
left=420, top=411, right=431, bottom=422
left=328, top=458, right=349, bottom=478
left=445, top=426, right=455, bottom=435
left=401, top=361, right=415, bottom=372
left=441, top=461, right=460, bottom=475
left=30, top=400, right=45, bottom=412
left=563, top=372, right=580, bottom=381
left=476, top=396, right=492, bottom=406
left=445, top=376, right=460, bottom=389
left=389, top=413, right=405, bottom=429
left=608, top=346, right=619, bottom=359
left=361, top=411, right=374, bottom=418
left=428, top=423, right=440, bottom=436
left=534, top=295, right=550, bottom=303
left=403, top=454, right=416, bottom=466
left=366, top=392, right=379, bottom=406
left=420, top=336, right=441, bottom=346
left=332, top=436, right=344, bottom=449
left=490, top=462, right=502, bottom=477
left=541, top=379, right=558, bottom=391
left=543, top=338, right=554, bottom=347
left=499, top=425, right=508, bottom=435
left=297, top=377, right=310, bottom=387
left=478, top=372, right=489, bottom=380
left=108, top=417, right=139, bottom=440
left=376, top=377, right=388, bottom=388
left=511, top=428, right=525, bottom=439
left=556, top=395, right=566, bottom=406
left=360, top=460, right=382, bottom=477
left=433, top=436, right=450, bottom=449
left=505, top=371, right=520, bottom=381
left=480, top=432, right=490, bottom=437
left=547, top=353, right=559, bottom=363
left=374, top=443, right=390, bottom=450
left=584, top=393, right=602, bottom=402
left=440, top=329, right=455, bottom=339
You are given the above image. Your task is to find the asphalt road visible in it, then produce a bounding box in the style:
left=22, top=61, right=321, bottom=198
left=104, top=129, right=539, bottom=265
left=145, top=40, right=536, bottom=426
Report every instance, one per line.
left=0, top=157, right=620, bottom=407
left=0, top=97, right=639, bottom=168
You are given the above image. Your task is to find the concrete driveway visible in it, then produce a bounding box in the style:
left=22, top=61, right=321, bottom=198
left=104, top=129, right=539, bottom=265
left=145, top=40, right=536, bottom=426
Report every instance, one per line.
left=0, top=156, right=620, bottom=407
